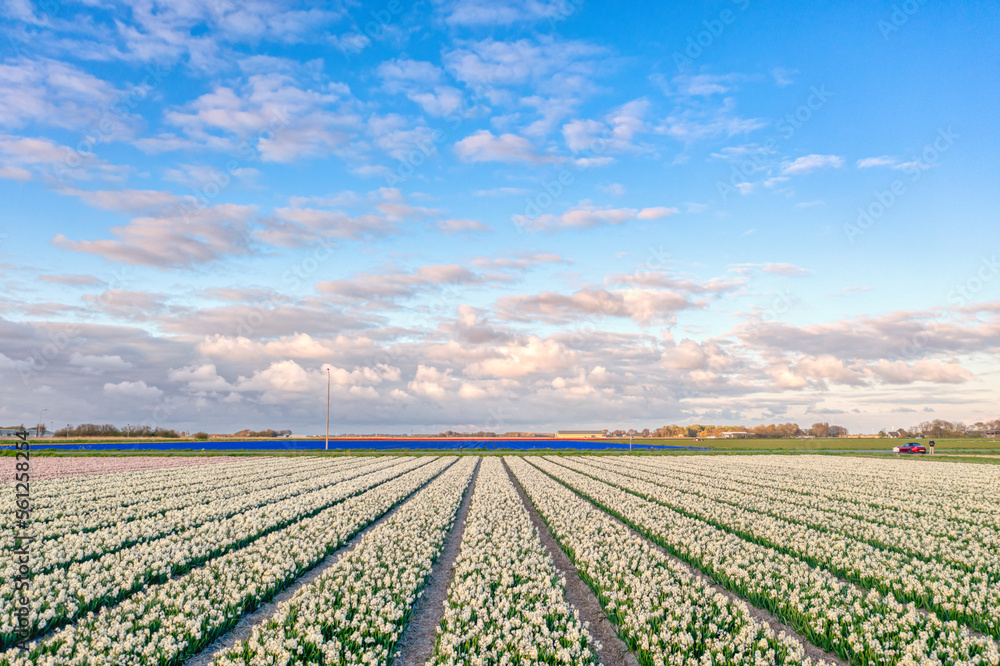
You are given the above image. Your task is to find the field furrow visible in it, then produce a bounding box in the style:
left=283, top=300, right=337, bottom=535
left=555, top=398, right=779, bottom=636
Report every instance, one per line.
left=507, top=457, right=828, bottom=666
left=565, top=456, right=1000, bottom=638
left=532, top=456, right=1000, bottom=665
left=209, top=456, right=477, bottom=666
left=0, top=456, right=394, bottom=575
left=0, top=457, right=458, bottom=665
left=610, top=456, right=1000, bottom=570
left=427, top=457, right=597, bottom=665
left=659, top=456, right=1000, bottom=528
left=4, top=456, right=351, bottom=535
left=0, top=456, right=431, bottom=647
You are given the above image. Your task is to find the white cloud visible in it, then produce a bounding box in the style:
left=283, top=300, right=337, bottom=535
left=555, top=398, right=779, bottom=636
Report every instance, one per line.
left=408, top=364, right=457, bottom=400
left=0, top=58, right=123, bottom=131
left=856, top=155, right=897, bottom=168
left=454, top=130, right=552, bottom=164
left=103, top=380, right=164, bottom=399
left=658, top=97, right=765, bottom=142
left=762, top=262, right=810, bottom=277
left=0, top=134, right=129, bottom=182
left=781, top=154, right=844, bottom=175
left=440, top=0, right=573, bottom=26
left=378, top=59, right=464, bottom=117
left=53, top=190, right=257, bottom=268
left=870, top=360, right=973, bottom=385
left=494, top=287, right=697, bottom=325
left=636, top=207, right=677, bottom=220
left=466, top=336, right=574, bottom=378
left=514, top=204, right=678, bottom=231
left=69, top=353, right=133, bottom=374
left=141, top=73, right=359, bottom=162
left=474, top=187, right=529, bottom=196
left=437, top=218, right=492, bottom=234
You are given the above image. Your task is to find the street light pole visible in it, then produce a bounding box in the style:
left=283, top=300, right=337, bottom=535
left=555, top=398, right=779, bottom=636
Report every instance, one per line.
left=325, top=368, right=331, bottom=451
left=37, top=408, right=47, bottom=438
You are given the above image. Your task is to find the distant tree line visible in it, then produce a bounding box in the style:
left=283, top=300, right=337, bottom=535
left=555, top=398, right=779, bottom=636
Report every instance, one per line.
left=635, top=422, right=847, bottom=438
left=877, top=418, right=1000, bottom=438
left=53, top=424, right=181, bottom=438
left=232, top=429, right=293, bottom=438
left=431, top=430, right=498, bottom=438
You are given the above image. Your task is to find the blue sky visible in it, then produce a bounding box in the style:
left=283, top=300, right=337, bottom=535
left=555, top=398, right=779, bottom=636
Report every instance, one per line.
left=2, top=0, right=999, bottom=434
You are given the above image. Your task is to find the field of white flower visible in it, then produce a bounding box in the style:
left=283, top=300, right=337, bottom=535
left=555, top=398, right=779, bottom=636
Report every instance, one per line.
left=428, top=458, right=597, bottom=666
left=2, top=453, right=997, bottom=666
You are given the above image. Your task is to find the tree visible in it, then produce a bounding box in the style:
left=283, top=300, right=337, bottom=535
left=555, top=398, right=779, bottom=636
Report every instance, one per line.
left=809, top=422, right=831, bottom=437
left=193, top=432, right=210, bottom=440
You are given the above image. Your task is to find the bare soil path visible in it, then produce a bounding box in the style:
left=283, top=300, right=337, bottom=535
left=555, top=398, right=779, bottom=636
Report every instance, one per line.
left=186, top=458, right=458, bottom=666
left=503, top=458, right=639, bottom=666
left=533, top=457, right=848, bottom=666
left=392, top=457, right=482, bottom=666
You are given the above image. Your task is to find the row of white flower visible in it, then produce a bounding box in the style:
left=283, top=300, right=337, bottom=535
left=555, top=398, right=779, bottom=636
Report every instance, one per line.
left=506, top=457, right=825, bottom=666
left=613, top=455, right=1000, bottom=573
left=4, top=456, right=348, bottom=535
left=5, top=456, right=269, bottom=503
left=427, top=457, right=597, bottom=665
left=210, top=456, right=478, bottom=666
left=0, top=456, right=398, bottom=578
left=13, top=456, right=305, bottom=511
left=658, top=455, right=1000, bottom=529
left=532, top=457, right=1000, bottom=666
left=0, top=457, right=458, bottom=666
left=601, top=455, right=1000, bottom=578
left=0, top=457, right=432, bottom=648
left=567, top=456, right=1000, bottom=639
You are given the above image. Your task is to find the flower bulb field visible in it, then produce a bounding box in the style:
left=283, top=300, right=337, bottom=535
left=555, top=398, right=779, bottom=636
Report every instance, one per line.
left=3, top=454, right=999, bottom=666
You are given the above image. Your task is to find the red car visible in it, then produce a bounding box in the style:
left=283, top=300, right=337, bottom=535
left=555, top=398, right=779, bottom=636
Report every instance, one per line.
left=893, top=443, right=927, bottom=454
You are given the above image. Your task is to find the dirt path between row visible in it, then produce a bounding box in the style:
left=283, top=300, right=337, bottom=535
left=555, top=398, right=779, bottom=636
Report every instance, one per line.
left=186, top=458, right=456, bottom=666
left=536, top=457, right=847, bottom=666
left=392, top=457, right=482, bottom=666
left=503, top=458, right=639, bottom=666
left=566, top=457, right=996, bottom=644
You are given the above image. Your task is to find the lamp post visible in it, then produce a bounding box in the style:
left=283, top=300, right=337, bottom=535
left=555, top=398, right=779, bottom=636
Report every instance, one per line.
left=325, top=368, right=331, bottom=451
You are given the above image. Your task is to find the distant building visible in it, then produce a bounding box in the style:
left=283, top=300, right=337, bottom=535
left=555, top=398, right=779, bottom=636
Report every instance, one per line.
left=555, top=430, right=605, bottom=439
left=721, top=431, right=750, bottom=439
